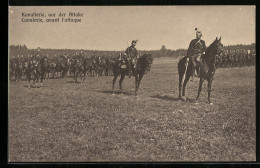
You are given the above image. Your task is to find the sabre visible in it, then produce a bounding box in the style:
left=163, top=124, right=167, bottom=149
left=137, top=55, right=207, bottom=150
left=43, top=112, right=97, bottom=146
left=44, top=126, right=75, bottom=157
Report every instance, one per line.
left=181, top=58, right=189, bottom=92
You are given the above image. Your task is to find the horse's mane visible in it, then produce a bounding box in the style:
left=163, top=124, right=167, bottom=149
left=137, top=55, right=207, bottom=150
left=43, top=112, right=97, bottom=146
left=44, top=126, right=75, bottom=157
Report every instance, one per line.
left=139, top=54, right=153, bottom=64
left=205, top=39, right=218, bottom=56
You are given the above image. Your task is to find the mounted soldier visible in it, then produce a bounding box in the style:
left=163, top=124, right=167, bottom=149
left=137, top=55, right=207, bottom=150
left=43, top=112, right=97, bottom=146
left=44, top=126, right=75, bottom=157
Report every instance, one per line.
left=186, top=28, right=206, bottom=81
left=79, top=49, right=85, bottom=58
left=124, top=40, right=139, bottom=78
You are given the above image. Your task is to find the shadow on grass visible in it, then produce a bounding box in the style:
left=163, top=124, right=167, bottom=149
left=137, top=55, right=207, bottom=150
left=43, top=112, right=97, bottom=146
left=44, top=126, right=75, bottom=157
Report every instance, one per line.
left=66, top=80, right=84, bottom=84
left=97, top=90, right=133, bottom=96
left=23, top=84, right=42, bottom=88
left=151, top=94, right=194, bottom=102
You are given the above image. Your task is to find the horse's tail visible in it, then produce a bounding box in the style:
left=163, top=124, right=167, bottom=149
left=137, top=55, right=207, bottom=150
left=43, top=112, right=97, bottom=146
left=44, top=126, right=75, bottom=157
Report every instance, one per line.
left=178, top=56, right=187, bottom=75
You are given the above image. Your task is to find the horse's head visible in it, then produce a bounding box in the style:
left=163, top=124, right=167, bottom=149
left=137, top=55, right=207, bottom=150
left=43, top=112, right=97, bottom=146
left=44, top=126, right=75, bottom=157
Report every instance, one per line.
left=139, top=54, right=153, bottom=72
left=214, top=37, right=224, bottom=55
left=205, top=37, right=224, bottom=61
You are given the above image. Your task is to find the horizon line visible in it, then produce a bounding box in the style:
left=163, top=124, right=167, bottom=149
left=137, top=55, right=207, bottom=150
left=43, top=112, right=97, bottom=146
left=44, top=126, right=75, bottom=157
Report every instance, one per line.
left=9, top=42, right=255, bottom=51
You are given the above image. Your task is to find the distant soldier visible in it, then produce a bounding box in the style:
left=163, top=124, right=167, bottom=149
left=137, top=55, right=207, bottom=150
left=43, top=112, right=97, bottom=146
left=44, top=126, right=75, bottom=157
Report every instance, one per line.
left=11, top=55, right=16, bottom=64
left=27, top=54, right=30, bottom=62
left=17, top=55, right=20, bottom=63
left=79, top=49, right=85, bottom=58
left=186, top=28, right=206, bottom=81
left=246, top=50, right=251, bottom=66
left=124, top=40, right=139, bottom=77
left=20, top=55, right=24, bottom=62
left=37, top=47, right=41, bottom=55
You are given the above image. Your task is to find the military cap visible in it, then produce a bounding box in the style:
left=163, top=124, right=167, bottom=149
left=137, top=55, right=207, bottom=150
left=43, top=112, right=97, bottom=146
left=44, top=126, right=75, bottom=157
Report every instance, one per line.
left=132, top=40, right=138, bottom=44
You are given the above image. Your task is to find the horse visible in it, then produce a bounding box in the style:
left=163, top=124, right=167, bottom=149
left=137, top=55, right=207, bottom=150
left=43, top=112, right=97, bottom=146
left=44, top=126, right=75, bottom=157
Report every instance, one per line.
left=112, top=54, right=153, bottom=96
left=106, top=57, right=115, bottom=76
left=178, top=37, right=224, bottom=104
left=9, top=60, right=16, bottom=81
left=36, top=56, right=49, bottom=87
left=50, top=60, right=57, bottom=79
left=61, top=57, right=70, bottom=78
left=13, top=61, right=23, bottom=82
left=89, top=56, right=99, bottom=77
left=73, top=58, right=86, bottom=84
left=27, top=58, right=39, bottom=88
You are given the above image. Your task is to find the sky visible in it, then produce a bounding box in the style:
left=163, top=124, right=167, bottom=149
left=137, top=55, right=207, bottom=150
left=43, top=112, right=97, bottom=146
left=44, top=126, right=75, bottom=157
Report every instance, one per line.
left=9, top=6, right=255, bottom=51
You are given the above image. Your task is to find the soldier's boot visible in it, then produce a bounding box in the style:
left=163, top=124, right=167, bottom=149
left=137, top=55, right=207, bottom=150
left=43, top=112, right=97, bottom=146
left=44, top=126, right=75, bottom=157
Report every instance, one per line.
left=195, top=64, right=200, bottom=78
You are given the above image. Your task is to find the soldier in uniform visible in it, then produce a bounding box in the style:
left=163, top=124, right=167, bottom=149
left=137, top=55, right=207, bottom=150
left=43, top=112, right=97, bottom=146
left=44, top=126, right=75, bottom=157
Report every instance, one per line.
left=186, top=28, right=206, bottom=81
left=79, top=49, right=84, bottom=58
left=124, top=40, right=138, bottom=77
left=17, top=55, right=20, bottom=63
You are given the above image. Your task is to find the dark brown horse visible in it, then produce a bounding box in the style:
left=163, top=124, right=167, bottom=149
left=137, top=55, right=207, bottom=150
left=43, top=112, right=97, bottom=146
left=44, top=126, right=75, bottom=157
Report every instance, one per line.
left=26, top=59, right=38, bottom=88
left=73, top=58, right=87, bottom=84
left=178, top=37, right=224, bottom=104
left=112, top=54, right=153, bottom=96
left=36, top=56, right=49, bottom=87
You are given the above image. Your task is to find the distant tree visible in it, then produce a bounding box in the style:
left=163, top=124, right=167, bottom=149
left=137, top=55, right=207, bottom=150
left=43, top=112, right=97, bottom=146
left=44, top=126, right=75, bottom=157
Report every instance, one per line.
left=161, top=45, right=166, bottom=51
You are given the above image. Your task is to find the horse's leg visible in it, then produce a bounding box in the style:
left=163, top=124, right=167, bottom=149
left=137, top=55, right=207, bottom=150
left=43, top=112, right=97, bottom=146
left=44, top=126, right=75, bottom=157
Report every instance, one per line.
left=35, top=72, right=38, bottom=87
left=33, top=74, right=36, bottom=88
left=80, top=71, right=84, bottom=84
left=195, top=78, right=204, bottom=103
left=51, top=70, right=54, bottom=79
left=27, top=72, right=31, bottom=88
left=15, top=71, right=17, bottom=82
left=178, top=73, right=184, bottom=99
left=41, top=73, right=44, bottom=87
left=135, top=74, right=139, bottom=96
left=119, top=74, right=125, bottom=93
left=207, top=78, right=213, bottom=104
left=182, top=74, right=191, bottom=101
left=83, top=71, right=86, bottom=83
left=80, top=72, right=82, bottom=84
left=135, top=73, right=144, bottom=96
left=112, top=74, right=118, bottom=95
left=74, top=72, right=78, bottom=83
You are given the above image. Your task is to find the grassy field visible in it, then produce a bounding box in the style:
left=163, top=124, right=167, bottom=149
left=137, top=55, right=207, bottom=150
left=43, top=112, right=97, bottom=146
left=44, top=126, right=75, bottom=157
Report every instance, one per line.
left=8, top=57, right=256, bottom=162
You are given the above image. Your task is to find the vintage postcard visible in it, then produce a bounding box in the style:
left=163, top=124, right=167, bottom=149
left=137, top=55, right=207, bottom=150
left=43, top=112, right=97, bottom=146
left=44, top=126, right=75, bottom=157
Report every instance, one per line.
left=8, top=5, right=256, bottom=162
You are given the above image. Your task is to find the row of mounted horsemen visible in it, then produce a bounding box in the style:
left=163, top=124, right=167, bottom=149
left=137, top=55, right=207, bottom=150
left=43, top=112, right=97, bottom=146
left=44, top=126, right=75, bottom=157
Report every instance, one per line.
left=10, top=29, right=228, bottom=104
left=9, top=53, right=119, bottom=82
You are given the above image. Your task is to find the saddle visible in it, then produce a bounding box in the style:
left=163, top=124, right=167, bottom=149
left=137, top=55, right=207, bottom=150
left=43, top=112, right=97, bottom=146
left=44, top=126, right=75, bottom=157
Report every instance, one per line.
left=118, top=57, right=138, bottom=70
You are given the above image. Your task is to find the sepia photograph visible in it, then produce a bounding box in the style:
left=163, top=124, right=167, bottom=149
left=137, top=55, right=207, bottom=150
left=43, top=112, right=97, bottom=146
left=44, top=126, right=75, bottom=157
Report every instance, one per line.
left=8, top=5, right=256, bottom=162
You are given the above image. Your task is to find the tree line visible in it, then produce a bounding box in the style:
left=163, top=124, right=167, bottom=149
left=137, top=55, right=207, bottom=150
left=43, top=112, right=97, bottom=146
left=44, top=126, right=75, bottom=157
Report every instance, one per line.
left=9, top=43, right=255, bottom=59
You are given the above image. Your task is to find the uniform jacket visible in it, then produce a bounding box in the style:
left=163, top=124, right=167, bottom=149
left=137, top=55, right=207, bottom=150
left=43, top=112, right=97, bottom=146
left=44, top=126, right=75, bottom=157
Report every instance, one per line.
left=187, top=39, right=206, bottom=57
left=125, top=46, right=138, bottom=58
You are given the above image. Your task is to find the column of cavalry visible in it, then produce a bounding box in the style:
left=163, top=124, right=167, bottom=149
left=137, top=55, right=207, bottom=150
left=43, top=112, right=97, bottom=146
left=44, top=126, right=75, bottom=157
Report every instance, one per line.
left=8, top=41, right=154, bottom=97
left=9, top=51, right=118, bottom=87
left=215, top=49, right=255, bottom=68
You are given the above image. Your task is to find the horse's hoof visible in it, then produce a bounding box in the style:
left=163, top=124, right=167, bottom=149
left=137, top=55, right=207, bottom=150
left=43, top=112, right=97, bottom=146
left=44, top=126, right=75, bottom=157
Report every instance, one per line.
left=181, top=96, right=186, bottom=101
left=194, top=100, right=199, bottom=104
left=209, top=102, right=213, bottom=105
left=112, top=93, right=115, bottom=96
